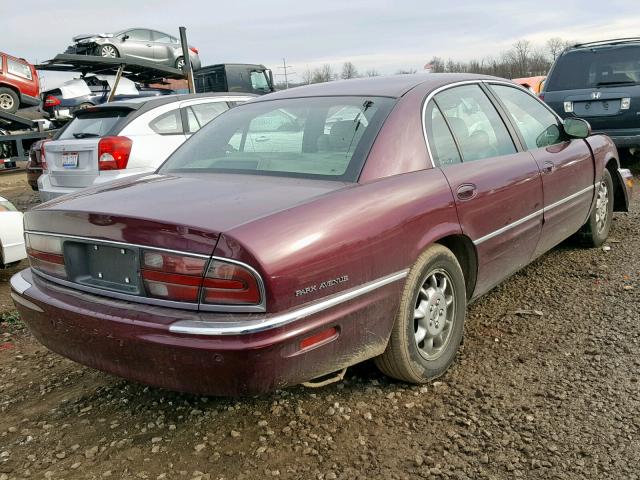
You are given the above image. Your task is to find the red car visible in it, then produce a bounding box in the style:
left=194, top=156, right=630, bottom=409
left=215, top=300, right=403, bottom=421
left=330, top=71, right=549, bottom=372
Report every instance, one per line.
left=0, top=52, right=40, bottom=113
left=11, top=74, right=633, bottom=395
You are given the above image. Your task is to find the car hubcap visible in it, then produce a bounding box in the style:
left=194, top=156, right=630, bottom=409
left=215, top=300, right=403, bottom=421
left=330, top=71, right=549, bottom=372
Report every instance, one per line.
left=101, top=46, right=117, bottom=58
left=414, top=269, right=455, bottom=360
left=177, top=59, right=185, bottom=69
left=0, top=93, right=14, bottom=110
left=595, top=181, right=609, bottom=234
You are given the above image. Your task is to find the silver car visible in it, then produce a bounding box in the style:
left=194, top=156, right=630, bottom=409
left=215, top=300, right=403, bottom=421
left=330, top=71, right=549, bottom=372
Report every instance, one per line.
left=67, top=28, right=201, bottom=70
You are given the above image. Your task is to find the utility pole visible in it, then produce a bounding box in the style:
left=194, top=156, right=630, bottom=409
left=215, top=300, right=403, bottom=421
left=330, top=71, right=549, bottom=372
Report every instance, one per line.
left=276, top=58, right=295, bottom=89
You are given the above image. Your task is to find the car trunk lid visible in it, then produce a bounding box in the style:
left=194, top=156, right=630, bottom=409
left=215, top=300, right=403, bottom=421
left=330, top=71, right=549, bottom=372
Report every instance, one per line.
left=25, top=172, right=352, bottom=254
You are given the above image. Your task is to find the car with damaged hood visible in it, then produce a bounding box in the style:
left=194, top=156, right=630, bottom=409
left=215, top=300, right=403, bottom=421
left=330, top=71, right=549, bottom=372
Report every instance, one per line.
left=66, top=28, right=201, bottom=70
left=11, top=74, right=633, bottom=396
left=41, top=75, right=174, bottom=123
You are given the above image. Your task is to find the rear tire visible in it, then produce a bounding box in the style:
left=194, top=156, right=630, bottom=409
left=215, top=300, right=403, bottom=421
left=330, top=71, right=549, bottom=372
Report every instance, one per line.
left=0, top=87, right=19, bottom=113
left=375, top=244, right=467, bottom=383
left=175, top=57, right=185, bottom=70
left=580, top=169, right=614, bottom=247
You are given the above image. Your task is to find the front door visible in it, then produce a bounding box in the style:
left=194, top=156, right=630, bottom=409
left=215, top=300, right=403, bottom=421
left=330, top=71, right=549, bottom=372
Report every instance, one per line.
left=487, top=84, right=594, bottom=256
left=119, top=29, right=154, bottom=62
left=425, top=84, right=544, bottom=296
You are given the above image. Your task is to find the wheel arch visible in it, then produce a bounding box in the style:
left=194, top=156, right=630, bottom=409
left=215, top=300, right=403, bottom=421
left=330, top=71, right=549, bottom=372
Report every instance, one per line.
left=434, top=234, right=478, bottom=300
left=0, top=83, right=20, bottom=98
left=604, top=156, right=628, bottom=212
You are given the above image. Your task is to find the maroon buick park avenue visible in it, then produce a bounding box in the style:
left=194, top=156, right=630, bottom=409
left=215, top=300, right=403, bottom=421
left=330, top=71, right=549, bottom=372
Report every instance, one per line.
left=10, top=74, right=633, bottom=395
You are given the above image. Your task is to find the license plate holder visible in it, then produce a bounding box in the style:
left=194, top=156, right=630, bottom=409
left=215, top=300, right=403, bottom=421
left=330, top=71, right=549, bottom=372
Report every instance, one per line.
left=62, top=153, right=79, bottom=169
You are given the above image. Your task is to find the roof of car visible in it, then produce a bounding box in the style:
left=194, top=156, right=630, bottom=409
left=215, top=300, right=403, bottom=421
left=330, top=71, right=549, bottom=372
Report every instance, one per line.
left=87, top=91, right=257, bottom=112
left=252, top=73, right=505, bottom=101
left=570, top=37, right=640, bottom=50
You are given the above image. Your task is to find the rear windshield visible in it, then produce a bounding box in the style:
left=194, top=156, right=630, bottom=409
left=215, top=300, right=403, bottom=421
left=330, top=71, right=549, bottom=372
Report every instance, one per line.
left=58, top=110, right=131, bottom=140
left=159, top=96, right=394, bottom=181
left=546, top=45, right=640, bottom=91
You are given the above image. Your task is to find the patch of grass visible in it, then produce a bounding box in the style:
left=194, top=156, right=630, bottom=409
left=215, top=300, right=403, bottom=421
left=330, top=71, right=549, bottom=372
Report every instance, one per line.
left=0, top=310, right=22, bottom=325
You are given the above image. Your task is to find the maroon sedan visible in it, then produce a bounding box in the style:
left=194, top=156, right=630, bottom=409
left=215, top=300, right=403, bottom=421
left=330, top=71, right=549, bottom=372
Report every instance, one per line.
left=11, top=74, right=633, bottom=395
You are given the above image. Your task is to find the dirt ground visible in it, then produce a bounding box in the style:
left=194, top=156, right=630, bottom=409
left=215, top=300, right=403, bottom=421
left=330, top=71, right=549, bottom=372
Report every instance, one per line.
left=0, top=163, right=639, bottom=480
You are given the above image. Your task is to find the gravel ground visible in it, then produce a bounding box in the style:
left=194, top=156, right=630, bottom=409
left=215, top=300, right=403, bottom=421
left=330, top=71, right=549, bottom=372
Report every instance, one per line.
left=0, top=163, right=639, bottom=480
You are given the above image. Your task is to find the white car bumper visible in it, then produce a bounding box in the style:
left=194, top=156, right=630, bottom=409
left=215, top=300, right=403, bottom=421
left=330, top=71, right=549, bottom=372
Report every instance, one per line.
left=0, top=211, right=26, bottom=266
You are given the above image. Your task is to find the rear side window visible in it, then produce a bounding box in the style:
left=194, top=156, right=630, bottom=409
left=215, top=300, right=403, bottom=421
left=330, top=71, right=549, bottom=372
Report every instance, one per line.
left=149, top=110, right=184, bottom=135
left=58, top=110, right=129, bottom=140
left=546, top=45, right=640, bottom=91
left=152, top=31, right=173, bottom=43
left=434, top=85, right=516, bottom=162
left=7, top=58, right=32, bottom=80
left=424, top=101, right=461, bottom=166
left=490, top=85, right=562, bottom=149
left=186, top=102, right=229, bottom=133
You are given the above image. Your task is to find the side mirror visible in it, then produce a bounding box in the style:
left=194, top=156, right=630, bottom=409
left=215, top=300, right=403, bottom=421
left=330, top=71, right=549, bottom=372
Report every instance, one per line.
left=563, top=117, right=591, bottom=139
left=121, top=34, right=129, bottom=42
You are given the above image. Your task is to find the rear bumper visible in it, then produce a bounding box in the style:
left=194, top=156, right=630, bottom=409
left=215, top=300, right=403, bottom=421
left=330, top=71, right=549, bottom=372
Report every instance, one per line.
left=593, top=129, right=640, bottom=148
left=10, top=269, right=402, bottom=396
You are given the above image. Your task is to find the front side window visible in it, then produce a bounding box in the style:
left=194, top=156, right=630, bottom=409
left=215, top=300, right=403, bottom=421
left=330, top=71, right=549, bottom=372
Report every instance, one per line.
left=149, top=110, right=184, bottom=135
left=124, top=29, right=151, bottom=41
left=490, top=85, right=562, bottom=149
left=250, top=71, right=270, bottom=93
left=7, top=58, right=32, bottom=80
left=160, top=96, right=394, bottom=181
left=435, top=85, right=516, bottom=162
left=424, top=101, right=461, bottom=166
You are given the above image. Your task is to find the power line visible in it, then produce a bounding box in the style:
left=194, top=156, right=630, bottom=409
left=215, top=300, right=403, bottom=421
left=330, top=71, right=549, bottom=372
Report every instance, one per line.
left=276, top=58, right=296, bottom=88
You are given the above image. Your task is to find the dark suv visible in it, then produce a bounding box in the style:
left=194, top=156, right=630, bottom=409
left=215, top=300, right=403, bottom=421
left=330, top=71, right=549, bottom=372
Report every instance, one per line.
left=542, top=38, right=640, bottom=156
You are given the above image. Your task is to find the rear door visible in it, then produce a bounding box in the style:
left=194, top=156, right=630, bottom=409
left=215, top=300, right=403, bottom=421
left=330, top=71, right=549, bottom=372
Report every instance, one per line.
left=181, top=99, right=230, bottom=136
left=425, top=83, right=544, bottom=296
left=150, top=31, right=175, bottom=65
left=45, top=109, right=131, bottom=188
left=488, top=83, right=594, bottom=255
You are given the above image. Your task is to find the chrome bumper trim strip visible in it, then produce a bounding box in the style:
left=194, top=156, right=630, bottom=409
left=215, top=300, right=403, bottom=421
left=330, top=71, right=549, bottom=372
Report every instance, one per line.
left=169, top=269, right=409, bottom=336
left=10, top=271, right=32, bottom=295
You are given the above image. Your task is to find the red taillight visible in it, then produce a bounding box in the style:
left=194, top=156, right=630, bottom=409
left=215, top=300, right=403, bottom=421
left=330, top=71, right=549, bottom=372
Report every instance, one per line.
left=44, top=95, right=61, bottom=107
left=40, top=139, right=50, bottom=171
left=26, top=234, right=67, bottom=279
left=190, top=47, right=199, bottom=55
left=98, top=136, right=132, bottom=170
left=202, top=260, right=261, bottom=305
left=141, top=251, right=262, bottom=306
left=141, top=251, right=208, bottom=303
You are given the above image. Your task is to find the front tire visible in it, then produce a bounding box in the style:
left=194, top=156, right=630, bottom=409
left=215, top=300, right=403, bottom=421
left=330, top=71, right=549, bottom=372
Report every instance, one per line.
left=580, top=169, right=614, bottom=247
left=0, top=87, right=19, bottom=113
left=375, top=244, right=467, bottom=383
left=175, top=57, right=185, bottom=69
left=98, top=44, right=119, bottom=58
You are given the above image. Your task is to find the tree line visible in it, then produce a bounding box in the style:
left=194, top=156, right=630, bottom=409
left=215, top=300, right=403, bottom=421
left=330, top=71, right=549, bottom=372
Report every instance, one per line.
left=276, top=37, right=572, bottom=89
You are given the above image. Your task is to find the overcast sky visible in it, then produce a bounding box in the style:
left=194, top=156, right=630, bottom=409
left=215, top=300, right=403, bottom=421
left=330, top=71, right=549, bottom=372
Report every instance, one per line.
left=3, top=0, right=639, bottom=88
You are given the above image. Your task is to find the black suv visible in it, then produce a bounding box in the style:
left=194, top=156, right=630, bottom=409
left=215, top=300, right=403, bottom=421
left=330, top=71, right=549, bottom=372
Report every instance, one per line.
left=542, top=38, right=640, bottom=156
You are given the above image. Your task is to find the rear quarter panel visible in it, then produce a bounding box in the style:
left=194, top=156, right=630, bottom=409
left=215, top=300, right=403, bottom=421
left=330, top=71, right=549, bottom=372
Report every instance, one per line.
left=585, top=134, right=630, bottom=211
left=216, top=169, right=461, bottom=313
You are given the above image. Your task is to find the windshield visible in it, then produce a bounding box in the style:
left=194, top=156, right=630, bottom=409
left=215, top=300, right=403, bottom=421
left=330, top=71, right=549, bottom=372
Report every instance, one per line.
left=58, top=110, right=130, bottom=140
left=546, top=45, right=640, bottom=91
left=159, top=96, right=395, bottom=181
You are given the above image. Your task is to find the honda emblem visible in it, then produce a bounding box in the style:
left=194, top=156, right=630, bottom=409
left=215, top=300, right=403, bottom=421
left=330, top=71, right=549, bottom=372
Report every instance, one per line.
left=591, top=92, right=601, bottom=100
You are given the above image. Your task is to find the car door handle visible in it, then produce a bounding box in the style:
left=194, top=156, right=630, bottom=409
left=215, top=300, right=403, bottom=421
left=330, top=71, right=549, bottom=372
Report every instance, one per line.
left=456, top=184, right=477, bottom=201
left=542, top=161, right=555, bottom=174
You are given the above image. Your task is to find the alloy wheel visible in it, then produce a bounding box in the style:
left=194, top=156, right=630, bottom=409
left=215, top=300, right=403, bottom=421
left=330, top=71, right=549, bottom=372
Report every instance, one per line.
left=413, top=268, right=456, bottom=360
left=101, top=46, right=117, bottom=58
left=176, top=58, right=185, bottom=70
left=595, top=181, right=609, bottom=234
left=0, top=93, right=15, bottom=111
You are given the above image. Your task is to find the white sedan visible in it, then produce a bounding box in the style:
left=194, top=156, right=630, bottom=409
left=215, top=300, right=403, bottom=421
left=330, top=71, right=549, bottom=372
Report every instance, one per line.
left=0, top=196, right=26, bottom=268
